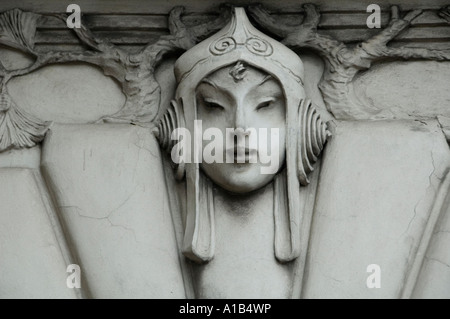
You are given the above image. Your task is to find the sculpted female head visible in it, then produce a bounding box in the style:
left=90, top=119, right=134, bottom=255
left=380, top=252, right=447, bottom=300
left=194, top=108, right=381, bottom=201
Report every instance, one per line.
left=157, top=7, right=329, bottom=263
left=196, top=62, right=286, bottom=193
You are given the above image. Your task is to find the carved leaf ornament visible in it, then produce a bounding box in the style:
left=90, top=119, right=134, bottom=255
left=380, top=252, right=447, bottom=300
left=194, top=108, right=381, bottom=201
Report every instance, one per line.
left=0, top=8, right=39, bottom=53
left=0, top=9, right=49, bottom=151
left=0, top=91, right=50, bottom=152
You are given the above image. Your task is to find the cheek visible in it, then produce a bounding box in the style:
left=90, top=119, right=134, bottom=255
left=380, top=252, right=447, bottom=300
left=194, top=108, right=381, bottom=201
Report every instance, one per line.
left=197, top=109, right=234, bottom=130
left=278, top=128, right=287, bottom=162
left=269, top=107, right=286, bottom=129
left=251, top=113, right=286, bottom=145
left=248, top=103, right=285, bottom=130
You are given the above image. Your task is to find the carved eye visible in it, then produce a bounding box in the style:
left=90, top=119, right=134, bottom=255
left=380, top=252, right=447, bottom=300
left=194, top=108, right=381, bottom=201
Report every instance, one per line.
left=204, top=99, right=224, bottom=110
left=256, top=100, right=272, bottom=110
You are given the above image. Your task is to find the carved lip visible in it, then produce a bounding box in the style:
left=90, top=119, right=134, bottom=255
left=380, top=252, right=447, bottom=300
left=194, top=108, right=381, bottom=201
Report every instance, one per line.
left=226, top=146, right=258, bottom=163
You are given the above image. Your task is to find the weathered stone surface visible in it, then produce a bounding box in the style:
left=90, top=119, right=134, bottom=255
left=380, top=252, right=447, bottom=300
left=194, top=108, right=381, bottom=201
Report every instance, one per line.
left=303, top=120, right=450, bottom=298
left=0, top=146, right=40, bottom=168
left=192, top=184, right=293, bottom=299
left=0, top=46, right=34, bottom=70
left=353, top=61, right=450, bottom=120
left=0, top=1, right=450, bottom=299
left=412, top=180, right=450, bottom=298
left=0, top=168, right=77, bottom=298
left=41, top=124, right=185, bottom=298
left=8, top=63, right=125, bottom=123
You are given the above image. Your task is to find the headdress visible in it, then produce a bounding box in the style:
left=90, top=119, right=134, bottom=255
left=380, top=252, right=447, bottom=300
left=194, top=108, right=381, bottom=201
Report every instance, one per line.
left=157, top=8, right=330, bottom=263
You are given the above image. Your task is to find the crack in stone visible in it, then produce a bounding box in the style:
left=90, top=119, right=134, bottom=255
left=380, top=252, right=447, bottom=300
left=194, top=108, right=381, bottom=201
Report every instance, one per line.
left=134, top=129, right=159, bottom=159
left=402, top=201, right=420, bottom=238
left=429, top=152, right=437, bottom=186
left=132, top=145, right=142, bottom=182
left=319, top=268, right=343, bottom=284
left=60, top=195, right=139, bottom=243
left=415, top=119, right=428, bottom=126
left=434, top=230, right=450, bottom=235
left=426, top=256, right=450, bottom=269
left=133, top=142, right=159, bottom=162
left=400, top=151, right=438, bottom=238
left=108, top=191, right=134, bottom=216
left=312, top=260, right=344, bottom=284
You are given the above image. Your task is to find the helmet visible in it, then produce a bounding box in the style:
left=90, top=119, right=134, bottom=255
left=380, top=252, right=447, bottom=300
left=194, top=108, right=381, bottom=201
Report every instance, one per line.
left=157, top=7, right=330, bottom=263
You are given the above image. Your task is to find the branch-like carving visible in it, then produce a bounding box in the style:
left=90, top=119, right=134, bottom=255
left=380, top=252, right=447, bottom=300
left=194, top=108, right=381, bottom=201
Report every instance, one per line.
left=157, top=5, right=232, bottom=52
left=0, top=7, right=231, bottom=152
left=1, top=7, right=230, bottom=121
left=249, top=4, right=450, bottom=119
left=0, top=9, right=50, bottom=151
left=1, top=4, right=448, bottom=150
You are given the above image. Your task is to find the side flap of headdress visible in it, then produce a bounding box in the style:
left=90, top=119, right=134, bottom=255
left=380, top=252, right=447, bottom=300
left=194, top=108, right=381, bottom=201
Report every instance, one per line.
left=182, top=166, right=215, bottom=263
left=274, top=99, right=330, bottom=263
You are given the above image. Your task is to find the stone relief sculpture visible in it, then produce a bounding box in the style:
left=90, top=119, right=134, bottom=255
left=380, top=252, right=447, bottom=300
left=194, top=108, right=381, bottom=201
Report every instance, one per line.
left=156, top=8, right=329, bottom=297
left=0, top=2, right=450, bottom=299
left=249, top=4, right=450, bottom=119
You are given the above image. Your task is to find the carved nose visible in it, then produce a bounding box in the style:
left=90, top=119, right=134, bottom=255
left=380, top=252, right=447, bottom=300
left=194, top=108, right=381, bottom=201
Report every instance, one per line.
left=234, top=103, right=249, bottom=131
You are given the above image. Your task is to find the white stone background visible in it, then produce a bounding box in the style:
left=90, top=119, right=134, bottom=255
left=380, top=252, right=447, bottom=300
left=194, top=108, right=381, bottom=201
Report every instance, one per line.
left=0, top=0, right=449, bottom=298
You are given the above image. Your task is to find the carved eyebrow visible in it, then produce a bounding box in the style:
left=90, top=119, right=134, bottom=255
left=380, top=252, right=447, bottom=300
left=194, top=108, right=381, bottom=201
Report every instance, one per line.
left=199, top=78, right=233, bottom=97
left=257, top=75, right=274, bottom=87
left=200, top=78, right=218, bottom=90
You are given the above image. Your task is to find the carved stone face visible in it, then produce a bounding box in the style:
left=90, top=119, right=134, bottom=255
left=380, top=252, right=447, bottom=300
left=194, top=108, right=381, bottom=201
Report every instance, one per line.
left=196, top=62, right=286, bottom=193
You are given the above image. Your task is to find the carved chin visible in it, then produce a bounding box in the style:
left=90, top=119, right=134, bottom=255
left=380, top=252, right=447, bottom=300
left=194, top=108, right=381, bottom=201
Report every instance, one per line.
left=200, top=162, right=279, bottom=194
